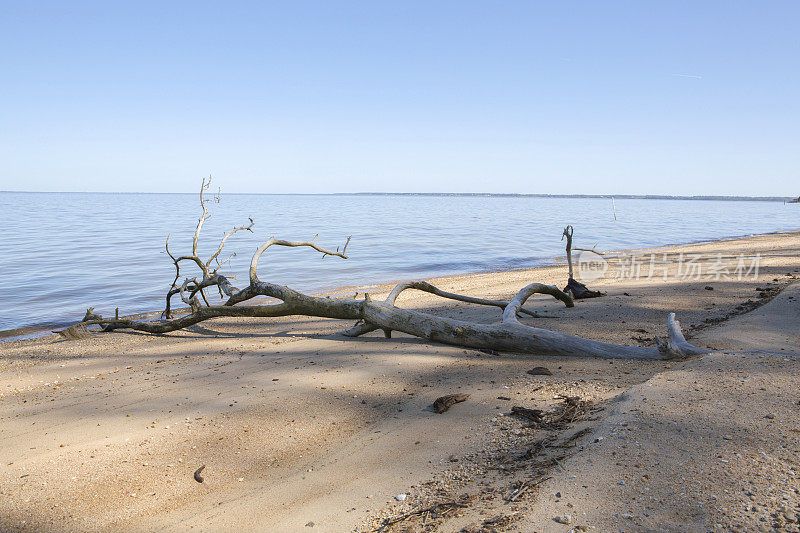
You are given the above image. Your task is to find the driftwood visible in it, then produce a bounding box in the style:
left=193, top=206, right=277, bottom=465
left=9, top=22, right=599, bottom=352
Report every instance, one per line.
left=561, top=225, right=605, bottom=299
left=55, top=322, right=91, bottom=340
left=564, top=276, right=604, bottom=299
left=512, top=397, right=592, bottom=429
left=66, top=179, right=709, bottom=360
left=506, top=475, right=550, bottom=502
left=433, top=393, right=470, bottom=414
left=510, top=406, right=545, bottom=424
left=374, top=500, right=471, bottom=532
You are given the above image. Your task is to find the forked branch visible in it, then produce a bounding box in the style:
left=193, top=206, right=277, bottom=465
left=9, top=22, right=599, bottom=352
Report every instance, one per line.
left=161, top=179, right=255, bottom=318
left=249, top=235, right=351, bottom=284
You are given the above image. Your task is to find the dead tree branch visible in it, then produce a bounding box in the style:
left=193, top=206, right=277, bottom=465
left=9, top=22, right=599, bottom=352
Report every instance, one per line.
left=70, top=181, right=709, bottom=360
left=162, top=176, right=254, bottom=318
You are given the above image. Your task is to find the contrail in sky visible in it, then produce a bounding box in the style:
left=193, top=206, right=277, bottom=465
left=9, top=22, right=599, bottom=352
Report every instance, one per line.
left=671, top=73, right=703, bottom=79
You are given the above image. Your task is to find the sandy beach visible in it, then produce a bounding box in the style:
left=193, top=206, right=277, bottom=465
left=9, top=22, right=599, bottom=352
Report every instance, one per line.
left=1, top=230, right=799, bottom=532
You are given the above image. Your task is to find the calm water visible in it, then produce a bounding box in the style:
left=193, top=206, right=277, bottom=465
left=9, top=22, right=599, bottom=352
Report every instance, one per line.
left=0, top=192, right=797, bottom=335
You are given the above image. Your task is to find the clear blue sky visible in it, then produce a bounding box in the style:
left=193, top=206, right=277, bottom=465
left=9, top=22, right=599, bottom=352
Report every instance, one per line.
left=1, top=2, right=797, bottom=195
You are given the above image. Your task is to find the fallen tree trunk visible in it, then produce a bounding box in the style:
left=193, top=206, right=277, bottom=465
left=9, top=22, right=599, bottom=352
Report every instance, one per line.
left=63, top=178, right=709, bottom=360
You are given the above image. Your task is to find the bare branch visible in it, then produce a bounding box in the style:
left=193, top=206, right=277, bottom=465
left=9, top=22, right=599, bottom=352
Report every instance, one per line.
left=250, top=236, right=350, bottom=284
left=572, top=244, right=604, bottom=255
left=165, top=234, right=177, bottom=262
left=502, top=283, right=574, bottom=323
left=192, top=176, right=212, bottom=257
left=385, top=280, right=552, bottom=318
left=79, top=180, right=711, bottom=361
left=179, top=278, right=201, bottom=311
left=561, top=225, right=605, bottom=299
left=161, top=182, right=254, bottom=317
left=188, top=273, right=240, bottom=300
left=655, top=313, right=708, bottom=358
left=561, top=225, right=574, bottom=279
left=206, top=217, right=254, bottom=271
left=341, top=321, right=379, bottom=337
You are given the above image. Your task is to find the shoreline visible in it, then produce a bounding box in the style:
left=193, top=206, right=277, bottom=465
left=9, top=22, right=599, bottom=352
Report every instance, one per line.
left=1, top=229, right=799, bottom=531
left=3, top=227, right=798, bottom=344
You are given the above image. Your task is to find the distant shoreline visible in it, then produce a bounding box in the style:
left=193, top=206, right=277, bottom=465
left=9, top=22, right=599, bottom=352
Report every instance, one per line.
left=341, top=192, right=795, bottom=202
left=0, top=190, right=796, bottom=202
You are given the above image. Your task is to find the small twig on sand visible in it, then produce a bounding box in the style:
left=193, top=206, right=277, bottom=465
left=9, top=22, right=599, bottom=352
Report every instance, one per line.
left=557, top=427, right=593, bottom=446
left=374, top=501, right=469, bottom=531
left=506, top=475, right=551, bottom=502
left=510, top=406, right=544, bottom=424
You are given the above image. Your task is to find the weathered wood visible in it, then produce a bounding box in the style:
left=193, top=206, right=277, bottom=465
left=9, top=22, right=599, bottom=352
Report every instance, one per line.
left=527, top=366, right=552, bottom=376
left=384, top=280, right=546, bottom=318
left=564, top=277, right=604, bottom=299
left=511, top=406, right=545, bottom=423
left=433, top=393, right=470, bottom=413
left=76, top=180, right=710, bottom=361
left=561, top=225, right=605, bottom=299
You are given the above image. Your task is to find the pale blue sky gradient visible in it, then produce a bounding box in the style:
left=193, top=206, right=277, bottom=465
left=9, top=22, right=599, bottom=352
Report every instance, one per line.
left=1, top=2, right=798, bottom=194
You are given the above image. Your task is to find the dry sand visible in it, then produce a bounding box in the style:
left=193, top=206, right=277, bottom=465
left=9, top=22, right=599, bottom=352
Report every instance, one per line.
left=1, top=231, right=799, bottom=532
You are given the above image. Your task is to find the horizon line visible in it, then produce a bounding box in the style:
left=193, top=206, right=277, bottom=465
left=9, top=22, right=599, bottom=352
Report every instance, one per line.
left=0, top=190, right=796, bottom=202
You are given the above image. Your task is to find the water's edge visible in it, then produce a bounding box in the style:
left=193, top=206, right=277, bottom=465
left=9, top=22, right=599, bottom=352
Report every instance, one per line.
left=3, top=228, right=796, bottom=344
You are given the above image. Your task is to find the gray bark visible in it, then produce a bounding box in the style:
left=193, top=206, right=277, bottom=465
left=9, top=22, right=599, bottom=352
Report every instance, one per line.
left=78, top=275, right=705, bottom=360
left=63, top=181, right=709, bottom=361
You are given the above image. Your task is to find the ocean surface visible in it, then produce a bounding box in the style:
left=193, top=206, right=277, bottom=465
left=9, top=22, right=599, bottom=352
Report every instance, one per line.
left=0, top=192, right=798, bottom=336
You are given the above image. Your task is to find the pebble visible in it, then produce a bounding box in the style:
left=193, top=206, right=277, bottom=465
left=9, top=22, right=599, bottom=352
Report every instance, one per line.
left=554, top=515, right=572, bottom=524
left=765, top=414, right=775, bottom=419
left=395, top=494, right=407, bottom=501
left=305, top=521, right=315, bottom=527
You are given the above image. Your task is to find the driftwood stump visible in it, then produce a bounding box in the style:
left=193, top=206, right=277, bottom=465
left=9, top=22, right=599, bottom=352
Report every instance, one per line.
left=433, top=394, right=470, bottom=413
left=561, top=225, right=605, bottom=300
